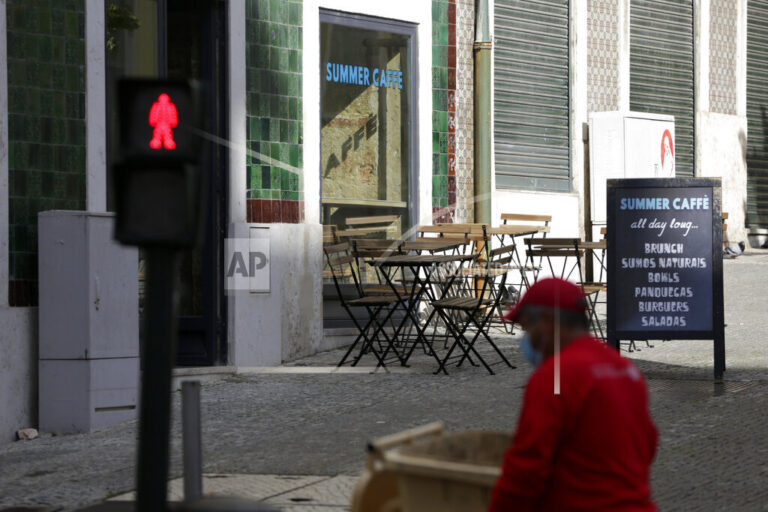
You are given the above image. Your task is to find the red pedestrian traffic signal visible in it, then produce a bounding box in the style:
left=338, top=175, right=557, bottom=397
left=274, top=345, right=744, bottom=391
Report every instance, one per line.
left=114, top=79, right=203, bottom=247
left=148, top=93, right=178, bottom=150
left=117, top=79, right=199, bottom=163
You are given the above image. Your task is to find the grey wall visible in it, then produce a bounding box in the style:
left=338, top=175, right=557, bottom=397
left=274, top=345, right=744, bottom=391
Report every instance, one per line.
left=0, top=307, right=38, bottom=442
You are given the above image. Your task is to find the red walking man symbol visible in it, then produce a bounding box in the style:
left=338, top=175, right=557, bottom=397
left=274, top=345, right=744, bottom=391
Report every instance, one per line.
left=148, top=93, right=178, bottom=150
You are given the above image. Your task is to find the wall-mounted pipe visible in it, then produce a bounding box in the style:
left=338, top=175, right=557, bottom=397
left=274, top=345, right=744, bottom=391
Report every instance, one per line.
left=474, top=0, right=492, bottom=224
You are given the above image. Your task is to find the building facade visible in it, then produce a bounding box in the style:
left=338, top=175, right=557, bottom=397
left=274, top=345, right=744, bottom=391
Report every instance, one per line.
left=0, top=0, right=762, bottom=441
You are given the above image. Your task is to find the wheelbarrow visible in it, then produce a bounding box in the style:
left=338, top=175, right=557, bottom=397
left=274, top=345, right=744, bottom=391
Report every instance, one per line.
left=351, top=422, right=511, bottom=512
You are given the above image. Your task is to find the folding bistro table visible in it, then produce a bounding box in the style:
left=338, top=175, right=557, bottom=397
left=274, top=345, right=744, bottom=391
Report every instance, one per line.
left=400, top=239, right=469, bottom=254
left=370, top=252, right=477, bottom=373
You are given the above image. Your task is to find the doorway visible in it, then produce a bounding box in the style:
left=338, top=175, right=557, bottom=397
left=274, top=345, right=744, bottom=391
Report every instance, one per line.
left=106, top=0, right=228, bottom=365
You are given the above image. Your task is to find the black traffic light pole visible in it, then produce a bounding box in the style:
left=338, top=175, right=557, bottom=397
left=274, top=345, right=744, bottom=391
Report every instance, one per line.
left=136, top=248, right=180, bottom=511
left=115, top=79, right=202, bottom=512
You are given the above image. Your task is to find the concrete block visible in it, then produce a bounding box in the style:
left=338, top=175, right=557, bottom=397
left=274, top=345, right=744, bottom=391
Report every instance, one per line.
left=39, top=358, right=139, bottom=434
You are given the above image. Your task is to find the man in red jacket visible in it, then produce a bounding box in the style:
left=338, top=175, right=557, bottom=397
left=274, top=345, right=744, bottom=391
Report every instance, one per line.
left=489, top=278, right=658, bottom=511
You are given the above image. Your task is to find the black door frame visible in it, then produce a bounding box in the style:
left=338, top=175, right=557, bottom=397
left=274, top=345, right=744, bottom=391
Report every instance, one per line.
left=159, top=0, right=229, bottom=366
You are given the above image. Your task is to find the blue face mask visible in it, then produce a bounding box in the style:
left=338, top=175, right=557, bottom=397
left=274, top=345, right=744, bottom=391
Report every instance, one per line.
left=520, top=333, right=544, bottom=367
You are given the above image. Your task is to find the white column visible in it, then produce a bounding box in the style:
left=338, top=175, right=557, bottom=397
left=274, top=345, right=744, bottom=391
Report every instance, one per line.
left=0, top=0, right=9, bottom=305
left=228, top=0, right=247, bottom=226
left=736, top=0, right=748, bottom=118
left=85, top=0, right=107, bottom=212
left=303, top=1, right=320, bottom=225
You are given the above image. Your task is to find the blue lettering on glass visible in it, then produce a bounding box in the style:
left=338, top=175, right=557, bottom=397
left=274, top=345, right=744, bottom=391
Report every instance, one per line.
left=325, top=62, right=404, bottom=90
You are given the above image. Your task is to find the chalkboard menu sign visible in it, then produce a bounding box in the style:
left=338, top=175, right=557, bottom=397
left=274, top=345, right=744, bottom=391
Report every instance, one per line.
left=607, top=178, right=725, bottom=380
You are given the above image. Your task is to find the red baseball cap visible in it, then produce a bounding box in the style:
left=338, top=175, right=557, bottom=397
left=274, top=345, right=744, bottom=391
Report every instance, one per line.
left=501, top=278, right=588, bottom=323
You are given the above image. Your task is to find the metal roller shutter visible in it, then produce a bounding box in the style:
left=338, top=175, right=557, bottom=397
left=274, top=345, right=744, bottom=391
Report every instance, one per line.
left=630, top=0, right=695, bottom=177
left=494, top=0, right=570, bottom=192
left=747, top=0, right=768, bottom=227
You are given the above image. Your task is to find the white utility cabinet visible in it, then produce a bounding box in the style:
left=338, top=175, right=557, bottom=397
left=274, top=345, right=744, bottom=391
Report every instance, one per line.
left=588, top=111, right=676, bottom=226
left=38, top=211, right=139, bottom=433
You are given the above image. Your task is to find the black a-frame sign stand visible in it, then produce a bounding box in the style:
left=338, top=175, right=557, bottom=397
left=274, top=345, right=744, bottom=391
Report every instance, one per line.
left=606, top=178, right=726, bottom=381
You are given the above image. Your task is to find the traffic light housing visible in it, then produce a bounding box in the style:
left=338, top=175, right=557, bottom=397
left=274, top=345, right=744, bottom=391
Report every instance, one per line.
left=113, top=79, right=204, bottom=247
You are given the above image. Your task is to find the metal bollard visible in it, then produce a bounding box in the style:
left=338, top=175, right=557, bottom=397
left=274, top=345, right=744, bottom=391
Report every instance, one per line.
left=182, top=380, right=203, bottom=502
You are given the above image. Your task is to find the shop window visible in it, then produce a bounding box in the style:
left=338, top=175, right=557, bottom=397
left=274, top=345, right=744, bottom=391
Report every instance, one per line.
left=320, top=13, right=417, bottom=247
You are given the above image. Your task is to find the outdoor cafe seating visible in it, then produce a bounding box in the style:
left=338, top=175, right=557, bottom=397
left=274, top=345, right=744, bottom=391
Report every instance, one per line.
left=321, top=213, right=612, bottom=374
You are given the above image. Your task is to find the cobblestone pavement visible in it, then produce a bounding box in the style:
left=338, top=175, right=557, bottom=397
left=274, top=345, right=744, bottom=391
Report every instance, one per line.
left=1, top=252, right=767, bottom=511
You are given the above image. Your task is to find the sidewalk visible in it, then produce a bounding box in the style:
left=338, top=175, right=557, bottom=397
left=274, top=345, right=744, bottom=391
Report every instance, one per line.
left=1, top=251, right=767, bottom=511
left=110, top=474, right=357, bottom=511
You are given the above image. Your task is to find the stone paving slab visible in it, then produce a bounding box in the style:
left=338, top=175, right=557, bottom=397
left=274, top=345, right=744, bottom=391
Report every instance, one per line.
left=109, top=474, right=327, bottom=503
left=262, top=476, right=356, bottom=509
left=106, top=474, right=354, bottom=511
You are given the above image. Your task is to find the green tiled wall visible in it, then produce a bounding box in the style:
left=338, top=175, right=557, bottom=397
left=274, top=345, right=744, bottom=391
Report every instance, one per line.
left=6, top=0, right=87, bottom=306
left=432, top=0, right=455, bottom=223
left=245, top=0, right=303, bottom=223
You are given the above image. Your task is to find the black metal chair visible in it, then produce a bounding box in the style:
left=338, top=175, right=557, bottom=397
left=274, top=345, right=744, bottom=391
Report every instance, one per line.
left=324, top=242, right=405, bottom=368
left=431, top=240, right=517, bottom=375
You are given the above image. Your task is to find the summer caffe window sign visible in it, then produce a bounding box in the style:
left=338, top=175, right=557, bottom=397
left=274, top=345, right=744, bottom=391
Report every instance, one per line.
left=325, top=62, right=405, bottom=89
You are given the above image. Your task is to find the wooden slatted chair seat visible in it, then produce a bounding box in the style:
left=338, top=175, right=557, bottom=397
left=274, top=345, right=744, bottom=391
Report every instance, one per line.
left=580, top=283, right=607, bottom=295
left=526, top=248, right=584, bottom=258
left=346, top=295, right=401, bottom=306
left=417, top=225, right=473, bottom=237
left=337, top=215, right=401, bottom=240
left=346, top=214, right=400, bottom=225
left=336, top=227, right=390, bottom=238
left=363, top=284, right=420, bottom=295
left=526, top=237, right=580, bottom=246
left=432, top=296, right=493, bottom=310
left=525, top=238, right=583, bottom=258
left=461, top=267, right=510, bottom=277
left=501, top=213, right=552, bottom=223
left=498, top=224, right=551, bottom=234
left=322, top=268, right=352, bottom=279
left=352, top=239, right=403, bottom=260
